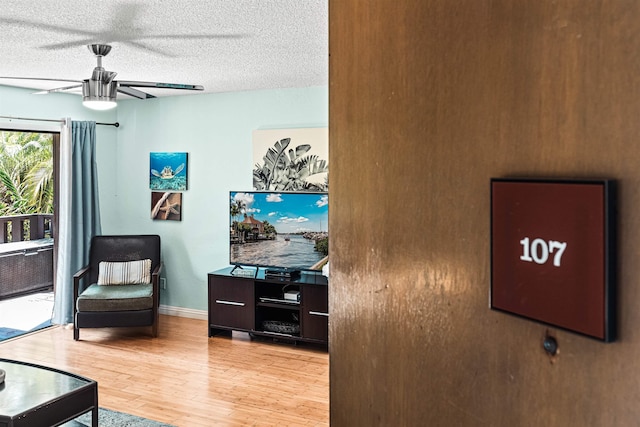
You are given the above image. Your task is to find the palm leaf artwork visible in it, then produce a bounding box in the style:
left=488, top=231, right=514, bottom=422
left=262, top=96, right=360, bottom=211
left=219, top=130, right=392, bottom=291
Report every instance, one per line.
left=252, top=166, right=270, bottom=191
left=288, top=144, right=311, bottom=162
left=262, top=138, right=291, bottom=190
left=298, top=155, right=328, bottom=178
left=253, top=137, right=329, bottom=191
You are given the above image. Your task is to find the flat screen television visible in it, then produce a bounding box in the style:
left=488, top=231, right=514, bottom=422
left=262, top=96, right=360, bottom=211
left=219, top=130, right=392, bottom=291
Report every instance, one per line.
left=229, top=191, right=328, bottom=272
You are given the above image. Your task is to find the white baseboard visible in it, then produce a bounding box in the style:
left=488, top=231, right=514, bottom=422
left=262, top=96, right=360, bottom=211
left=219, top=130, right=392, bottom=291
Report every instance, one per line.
left=158, top=304, right=208, bottom=320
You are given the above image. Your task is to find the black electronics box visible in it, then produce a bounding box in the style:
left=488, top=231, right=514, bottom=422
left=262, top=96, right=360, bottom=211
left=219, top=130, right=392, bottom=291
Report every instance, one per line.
left=265, top=268, right=301, bottom=281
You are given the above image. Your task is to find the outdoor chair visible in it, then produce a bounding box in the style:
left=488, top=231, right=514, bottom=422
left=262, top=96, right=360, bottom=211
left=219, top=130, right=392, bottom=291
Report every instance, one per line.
left=73, top=235, right=162, bottom=341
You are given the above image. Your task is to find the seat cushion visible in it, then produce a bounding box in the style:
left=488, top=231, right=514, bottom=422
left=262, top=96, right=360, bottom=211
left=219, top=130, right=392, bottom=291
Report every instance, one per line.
left=77, top=283, right=154, bottom=312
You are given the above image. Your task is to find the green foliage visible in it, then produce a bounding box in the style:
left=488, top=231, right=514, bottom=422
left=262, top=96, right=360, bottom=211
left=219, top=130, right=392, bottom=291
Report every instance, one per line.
left=230, top=199, right=248, bottom=240
left=262, top=220, right=276, bottom=237
left=237, top=222, right=254, bottom=239
left=230, top=198, right=246, bottom=219
left=0, top=131, right=53, bottom=216
left=314, top=237, right=328, bottom=255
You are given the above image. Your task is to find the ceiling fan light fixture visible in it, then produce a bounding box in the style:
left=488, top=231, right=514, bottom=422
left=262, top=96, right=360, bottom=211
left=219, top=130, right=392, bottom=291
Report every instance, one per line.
left=1, top=44, right=204, bottom=108
left=82, top=79, right=118, bottom=110
left=82, top=99, right=117, bottom=110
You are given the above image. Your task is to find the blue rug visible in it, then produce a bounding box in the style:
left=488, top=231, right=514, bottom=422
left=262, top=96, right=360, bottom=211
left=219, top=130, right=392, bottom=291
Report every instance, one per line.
left=0, top=318, right=52, bottom=341
left=68, top=407, right=176, bottom=426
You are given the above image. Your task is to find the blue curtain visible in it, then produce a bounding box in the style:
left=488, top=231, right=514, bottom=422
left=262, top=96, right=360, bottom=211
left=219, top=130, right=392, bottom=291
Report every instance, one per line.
left=52, top=121, right=102, bottom=324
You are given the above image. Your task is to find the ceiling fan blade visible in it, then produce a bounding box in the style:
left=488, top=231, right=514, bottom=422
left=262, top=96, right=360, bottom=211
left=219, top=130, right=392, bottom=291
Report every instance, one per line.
left=117, top=86, right=155, bottom=99
left=120, top=41, right=178, bottom=58
left=33, top=84, right=83, bottom=95
left=122, top=35, right=247, bottom=57
left=118, top=81, right=204, bottom=91
left=40, top=39, right=102, bottom=51
left=0, top=76, right=83, bottom=84
left=0, top=17, right=95, bottom=38
left=134, top=33, right=248, bottom=42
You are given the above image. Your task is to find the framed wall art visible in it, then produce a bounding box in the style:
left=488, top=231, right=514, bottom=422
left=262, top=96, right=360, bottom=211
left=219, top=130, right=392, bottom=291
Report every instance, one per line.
left=151, top=192, right=182, bottom=221
left=252, top=128, right=328, bottom=192
left=150, top=152, right=188, bottom=191
left=490, top=178, right=616, bottom=342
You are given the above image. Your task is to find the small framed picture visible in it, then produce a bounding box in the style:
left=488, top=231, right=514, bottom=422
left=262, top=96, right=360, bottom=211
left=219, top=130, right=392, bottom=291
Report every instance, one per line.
left=150, top=152, right=187, bottom=191
left=151, top=192, right=182, bottom=221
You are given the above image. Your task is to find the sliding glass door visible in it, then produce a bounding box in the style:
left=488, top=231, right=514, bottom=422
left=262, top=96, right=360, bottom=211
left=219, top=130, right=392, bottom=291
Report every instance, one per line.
left=0, top=128, right=57, bottom=339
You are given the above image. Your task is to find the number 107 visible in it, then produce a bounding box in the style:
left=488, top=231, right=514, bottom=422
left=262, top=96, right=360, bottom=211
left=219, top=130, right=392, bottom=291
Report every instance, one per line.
left=519, top=237, right=567, bottom=267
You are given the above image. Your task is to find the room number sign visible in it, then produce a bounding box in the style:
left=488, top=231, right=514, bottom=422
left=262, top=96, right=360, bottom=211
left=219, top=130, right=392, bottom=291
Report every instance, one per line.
left=490, top=178, right=616, bottom=342
left=519, top=237, right=567, bottom=267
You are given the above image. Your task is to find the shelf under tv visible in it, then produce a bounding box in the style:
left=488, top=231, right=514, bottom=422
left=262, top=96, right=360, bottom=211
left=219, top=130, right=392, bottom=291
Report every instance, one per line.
left=208, top=266, right=328, bottom=346
left=264, top=267, right=301, bottom=281
left=259, top=296, right=300, bottom=305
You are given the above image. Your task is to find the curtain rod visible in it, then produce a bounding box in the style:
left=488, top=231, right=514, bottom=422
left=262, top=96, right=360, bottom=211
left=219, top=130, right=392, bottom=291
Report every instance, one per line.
left=0, top=115, right=119, bottom=127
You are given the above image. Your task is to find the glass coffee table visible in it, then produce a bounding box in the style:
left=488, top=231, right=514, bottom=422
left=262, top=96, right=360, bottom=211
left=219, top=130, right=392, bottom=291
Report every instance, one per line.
left=0, top=358, right=98, bottom=427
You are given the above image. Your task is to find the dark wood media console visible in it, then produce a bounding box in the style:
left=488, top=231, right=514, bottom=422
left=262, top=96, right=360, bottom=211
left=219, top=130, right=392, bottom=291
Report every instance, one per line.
left=208, top=267, right=328, bottom=345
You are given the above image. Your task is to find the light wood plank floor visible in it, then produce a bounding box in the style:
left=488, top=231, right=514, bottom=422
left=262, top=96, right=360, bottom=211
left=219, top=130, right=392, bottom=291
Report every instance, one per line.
left=0, top=315, right=329, bottom=426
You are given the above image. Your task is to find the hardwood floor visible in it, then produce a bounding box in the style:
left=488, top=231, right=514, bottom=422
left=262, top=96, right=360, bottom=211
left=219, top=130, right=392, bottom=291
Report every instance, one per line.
left=0, top=315, right=329, bottom=426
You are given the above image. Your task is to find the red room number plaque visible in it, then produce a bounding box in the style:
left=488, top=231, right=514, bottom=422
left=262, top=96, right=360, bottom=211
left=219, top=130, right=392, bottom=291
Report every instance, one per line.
left=490, top=178, right=616, bottom=342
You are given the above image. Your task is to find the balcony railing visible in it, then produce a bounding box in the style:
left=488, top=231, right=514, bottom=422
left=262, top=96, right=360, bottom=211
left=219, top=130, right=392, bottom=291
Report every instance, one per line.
left=0, top=214, right=54, bottom=300
left=0, top=214, right=53, bottom=243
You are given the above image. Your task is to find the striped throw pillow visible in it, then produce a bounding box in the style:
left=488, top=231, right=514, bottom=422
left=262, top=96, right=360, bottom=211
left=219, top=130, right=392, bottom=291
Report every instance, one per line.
left=97, top=259, right=152, bottom=285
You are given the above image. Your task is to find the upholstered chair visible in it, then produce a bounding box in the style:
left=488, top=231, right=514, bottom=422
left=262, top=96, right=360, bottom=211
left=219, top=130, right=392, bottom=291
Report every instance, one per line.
left=73, top=235, right=162, bottom=341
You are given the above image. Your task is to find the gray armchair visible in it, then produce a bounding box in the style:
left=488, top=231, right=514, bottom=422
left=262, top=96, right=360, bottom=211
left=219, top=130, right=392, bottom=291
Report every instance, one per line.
left=73, top=235, right=162, bottom=341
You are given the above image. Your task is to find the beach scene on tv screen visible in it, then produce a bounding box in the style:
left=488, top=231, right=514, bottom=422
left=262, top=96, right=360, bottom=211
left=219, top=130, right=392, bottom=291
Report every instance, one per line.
left=230, top=192, right=328, bottom=270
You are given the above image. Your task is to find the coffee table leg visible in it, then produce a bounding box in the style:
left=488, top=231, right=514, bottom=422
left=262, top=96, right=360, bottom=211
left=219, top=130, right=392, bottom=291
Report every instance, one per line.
left=92, top=386, right=99, bottom=427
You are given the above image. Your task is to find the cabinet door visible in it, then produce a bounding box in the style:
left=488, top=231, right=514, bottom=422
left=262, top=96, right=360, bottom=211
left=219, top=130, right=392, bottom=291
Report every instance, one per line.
left=209, top=276, right=254, bottom=331
left=302, top=284, right=328, bottom=342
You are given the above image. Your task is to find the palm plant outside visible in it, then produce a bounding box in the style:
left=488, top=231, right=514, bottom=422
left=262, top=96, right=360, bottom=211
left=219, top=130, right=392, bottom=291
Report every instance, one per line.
left=0, top=131, right=54, bottom=216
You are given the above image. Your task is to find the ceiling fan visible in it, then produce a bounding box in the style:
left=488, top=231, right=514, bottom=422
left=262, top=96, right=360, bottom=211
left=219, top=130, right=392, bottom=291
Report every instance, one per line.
left=2, top=44, right=204, bottom=110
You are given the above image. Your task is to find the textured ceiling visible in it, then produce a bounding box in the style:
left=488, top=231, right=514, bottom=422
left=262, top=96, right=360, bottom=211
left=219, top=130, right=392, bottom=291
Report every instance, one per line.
left=0, top=0, right=328, bottom=99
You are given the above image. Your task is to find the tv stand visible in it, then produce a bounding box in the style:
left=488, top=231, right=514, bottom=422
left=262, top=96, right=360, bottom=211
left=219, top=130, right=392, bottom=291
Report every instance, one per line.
left=208, top=266, right=328, bottom=345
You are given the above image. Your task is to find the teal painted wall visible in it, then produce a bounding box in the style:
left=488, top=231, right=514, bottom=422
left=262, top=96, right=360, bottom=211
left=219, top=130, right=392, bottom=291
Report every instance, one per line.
left=113, top=87, right=328, bottom=310
left=0, top=84, right=328, bottom=311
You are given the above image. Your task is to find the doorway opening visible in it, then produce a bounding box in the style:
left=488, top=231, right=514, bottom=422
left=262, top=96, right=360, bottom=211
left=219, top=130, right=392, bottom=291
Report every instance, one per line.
left=0, top=130, right=57, bottom=341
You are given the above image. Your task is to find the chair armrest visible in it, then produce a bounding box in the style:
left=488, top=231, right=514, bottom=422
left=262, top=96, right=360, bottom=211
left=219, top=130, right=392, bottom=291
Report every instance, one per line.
left=151, top=262, right=163, bottom=337
left=151, top=262, right=163, bottom=309
left=73, top=265, right=91, bottom=298
left=151, top=262, right=163, bottom=288
left=73, top=265, right=91, bottom=280
left=73, top=265, right=91, bottom=318
left=152, top=262, right=163, bottom=278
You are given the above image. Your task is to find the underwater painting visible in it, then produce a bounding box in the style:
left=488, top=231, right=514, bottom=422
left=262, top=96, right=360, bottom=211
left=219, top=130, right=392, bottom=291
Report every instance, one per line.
left=150, top=152, right=188, bottom=191
left=151, top=191, right=182, bottom=221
